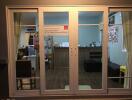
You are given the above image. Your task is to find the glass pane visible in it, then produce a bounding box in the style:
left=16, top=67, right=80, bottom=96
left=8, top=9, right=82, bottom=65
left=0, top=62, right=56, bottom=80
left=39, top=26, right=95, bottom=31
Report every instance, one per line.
left=79, top=12, right=103, bottom=24
left=14, top=12, right=40, bottom=90
left=44, top=12, right=69, bottom=90
left=108, top=78, right=130, bottom=88
left=108, top=11, right=131, bottom=88
left=78, top=12, right=103, bottom=90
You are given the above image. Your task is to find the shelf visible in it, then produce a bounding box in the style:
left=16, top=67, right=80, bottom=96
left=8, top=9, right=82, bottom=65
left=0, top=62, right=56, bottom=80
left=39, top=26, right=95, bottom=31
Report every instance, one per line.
left=16, top=25, right=38, bottom=27
left=79, top=24, right=103, bottom=26
left=23, top=55, right=36, bottom=58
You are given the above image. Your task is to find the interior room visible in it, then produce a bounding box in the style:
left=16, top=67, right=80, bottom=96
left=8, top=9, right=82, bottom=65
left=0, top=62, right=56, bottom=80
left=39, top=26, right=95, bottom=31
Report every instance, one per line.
left=14, top=11, right=130, bottom=90
left=14, top=12, right=40, bottom=90
left=108, top=11, right=129, bottom=88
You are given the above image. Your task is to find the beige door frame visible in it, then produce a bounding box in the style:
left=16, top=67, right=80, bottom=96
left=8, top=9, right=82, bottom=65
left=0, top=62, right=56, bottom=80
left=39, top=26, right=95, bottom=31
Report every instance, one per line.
left=6, top=8, right=41, bottom=97
left=6, top=6, right=108, bottom=97
left=6, top=6, right=132, bottom=97
left=39, top=7, right=108, bottom=95
left=108, top=8, right=132, bottom=95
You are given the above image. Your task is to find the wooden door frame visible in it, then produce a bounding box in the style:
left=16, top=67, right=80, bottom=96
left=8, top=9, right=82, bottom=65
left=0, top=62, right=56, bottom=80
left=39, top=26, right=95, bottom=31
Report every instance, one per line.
left=39, top=6, right=108, bottom=95
left=6, top=5, right=132, bottom=97
left=6, top=8, right=41, bottom=97
left=108, top=7, right=132, bottom=95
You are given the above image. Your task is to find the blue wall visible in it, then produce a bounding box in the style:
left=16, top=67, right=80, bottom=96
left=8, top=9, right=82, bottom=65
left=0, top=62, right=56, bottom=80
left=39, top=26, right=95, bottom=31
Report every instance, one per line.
left=44, top=12, right=68, bottom=25
left=79, top=26, right=100, bottom=47
left=44, top=13, right=102, bottom=47
left=53, top=36, right=68, bottom=44
left=109, top=12, right=127, bottom=65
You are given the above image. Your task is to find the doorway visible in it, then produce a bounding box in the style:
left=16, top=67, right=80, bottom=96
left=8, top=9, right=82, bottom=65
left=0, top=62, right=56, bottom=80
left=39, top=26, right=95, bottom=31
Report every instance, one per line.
left=7, top=7, right=108, bottom=96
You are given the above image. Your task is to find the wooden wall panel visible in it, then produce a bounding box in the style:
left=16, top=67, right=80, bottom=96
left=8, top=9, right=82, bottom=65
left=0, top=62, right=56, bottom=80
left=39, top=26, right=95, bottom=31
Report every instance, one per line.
left=0, top=0, right=7, bottom=61
left=6, top=0, right=132, bottom=5
left=0, top=0, right=9, bottom=98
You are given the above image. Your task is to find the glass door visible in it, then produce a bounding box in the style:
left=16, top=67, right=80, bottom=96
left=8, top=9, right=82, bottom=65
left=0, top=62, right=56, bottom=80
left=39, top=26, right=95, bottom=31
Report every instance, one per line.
left=40, top=7, right=80, bottom=94
left=78, top=11, right=103, bottom=90
left=40, top=7, right=108, bottom=94
left=8, top=7, right=108, bottom=96
left=76, top=7, right=108, bottom=94
left=107, top=8, right=132, bottom=94
left=39, top=7, right=75, bottom=94
left=78, top=12, right=103, bottom=90
left=43, top=12, right=70, bottom=90
left=8, top=9, right=41, bottom=95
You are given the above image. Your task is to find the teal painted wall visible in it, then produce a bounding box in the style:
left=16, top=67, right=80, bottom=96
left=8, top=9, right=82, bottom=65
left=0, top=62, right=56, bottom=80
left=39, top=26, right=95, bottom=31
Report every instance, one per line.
left=44, top=12, right=102, bottom=47
left=109, top=12, right=127, bottom=65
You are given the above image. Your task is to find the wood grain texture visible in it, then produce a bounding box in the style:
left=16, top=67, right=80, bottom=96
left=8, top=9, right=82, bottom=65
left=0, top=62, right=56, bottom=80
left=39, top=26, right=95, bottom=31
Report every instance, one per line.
left=16, top=98, right=132, bottom=100
left=0, top=0, right=7, bottom=61
left=0, top=1, right=8, bottom=98
left=6, top=0, right=132, bottom=5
